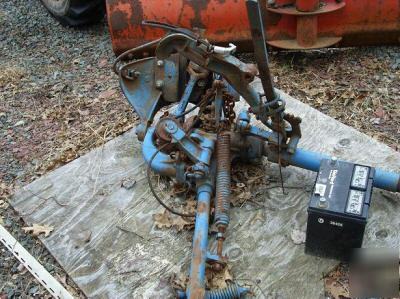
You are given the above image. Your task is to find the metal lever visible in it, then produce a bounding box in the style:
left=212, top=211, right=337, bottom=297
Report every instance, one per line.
left=142, top=20, right=199, bottom=40
left=246, top=0, right=276, bottom=102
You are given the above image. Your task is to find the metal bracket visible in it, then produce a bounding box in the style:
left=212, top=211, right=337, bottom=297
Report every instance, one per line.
left=157, top=118, right=215, bottom=167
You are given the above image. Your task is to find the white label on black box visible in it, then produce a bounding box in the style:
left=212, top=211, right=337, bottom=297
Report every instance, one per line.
left=351, top=165, right=369, bottom=189
left=314, top=183, right=326, bottom=196
left=346, top=190, right=364, bottom=215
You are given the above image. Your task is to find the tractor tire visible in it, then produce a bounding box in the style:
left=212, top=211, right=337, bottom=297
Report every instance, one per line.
left=40, top=0, right=105, bottom=26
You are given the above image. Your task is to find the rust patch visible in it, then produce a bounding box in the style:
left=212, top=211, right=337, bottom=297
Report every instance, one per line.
left=190, top=288, right=206, bottom=299
left=189, top=234, right=206, bottom=298
left=196, top=201, right=208, bottom=214
left=130, top=0, right=144, bottom=29
left=109, top=10, right=129, bottom=32
left=182, top=0, right=209, bottom=29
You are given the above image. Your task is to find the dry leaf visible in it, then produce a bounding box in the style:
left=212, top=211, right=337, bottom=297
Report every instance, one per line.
left=325, top=277, right=349, bottom=299
left=170, top=272, right=188, bottom=291
left=238, top=191, right=251, bottom=200
left=78, top=109, right=90, bottom=116
left=121, top=177, right=136, bottom=190
left=247, top=175, right=265, bottom=185
left=324, top=264, right=350, bottom=299
left=98, top=89, right=116, bottom=99
left=153, top=211, right=173, bottom=229
left=22, top=223, right=54, bottom=237
left=182, top=199, right=196, bottom=215
left=172, top=217, right=192, bottom=231
left=206, top=265, right=233, bottom=289
left=153, top=210, right=193, bottom=231
left=231, top=191, right=252, bottom=207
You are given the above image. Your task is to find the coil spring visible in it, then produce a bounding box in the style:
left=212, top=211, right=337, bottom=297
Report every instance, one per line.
left=215, top=133, right=231, bottom=227
left=205, top=283, right=245, bottom=299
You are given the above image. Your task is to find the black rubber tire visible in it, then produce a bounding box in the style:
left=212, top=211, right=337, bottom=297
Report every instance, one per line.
left=40, top=0, right=105, bottom=26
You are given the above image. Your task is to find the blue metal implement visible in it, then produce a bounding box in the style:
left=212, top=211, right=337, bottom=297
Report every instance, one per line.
left=115, top=1, right=400, bottom=297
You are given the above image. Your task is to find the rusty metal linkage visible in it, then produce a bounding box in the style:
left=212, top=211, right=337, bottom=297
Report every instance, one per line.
left=114, top=1, right=400, bottom=298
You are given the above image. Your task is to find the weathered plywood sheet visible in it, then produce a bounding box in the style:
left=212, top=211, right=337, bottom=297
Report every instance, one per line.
left=11, top=80, right=400, bottom=298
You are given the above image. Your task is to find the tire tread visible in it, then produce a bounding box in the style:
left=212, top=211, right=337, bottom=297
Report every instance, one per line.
left=41, top=0, right=105, bottom=26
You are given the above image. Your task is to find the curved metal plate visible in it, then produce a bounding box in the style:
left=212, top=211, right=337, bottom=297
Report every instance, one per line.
left=267, top=36, right=343, bottom=49
left=120, top=58, right=162, bottom=124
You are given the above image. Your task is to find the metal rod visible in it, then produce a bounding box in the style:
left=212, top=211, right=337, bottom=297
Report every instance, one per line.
left=245, top=0, right=276, bottom=102
left=284, top=148, right=400, bottom=192
left=187, top=183, right=213, bottom=299
left=174, top=75, right=198, bottom=118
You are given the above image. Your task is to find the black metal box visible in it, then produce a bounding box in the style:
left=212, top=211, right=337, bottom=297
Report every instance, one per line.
left=305, top=158, right=375, bottom=260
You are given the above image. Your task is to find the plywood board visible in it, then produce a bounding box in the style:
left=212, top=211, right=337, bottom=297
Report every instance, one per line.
left=11, top=81, right=400, bottom=298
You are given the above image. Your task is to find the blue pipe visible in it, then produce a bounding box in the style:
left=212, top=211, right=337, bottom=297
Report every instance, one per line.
left=288, top=148, right=329, bottom=172
left=374, top=169, right=400, bottom=193
left=287, top=148, right=400, bottom=192
left=142, top=128, right=177, bottom=177
left=187, top=183, right=213, bottom=299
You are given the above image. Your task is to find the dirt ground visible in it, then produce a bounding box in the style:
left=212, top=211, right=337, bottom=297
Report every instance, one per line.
left=0, top=0, right=399, bottom=298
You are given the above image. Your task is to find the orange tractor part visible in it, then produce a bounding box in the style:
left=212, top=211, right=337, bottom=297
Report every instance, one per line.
left=106, top=0, right=400, bottom=56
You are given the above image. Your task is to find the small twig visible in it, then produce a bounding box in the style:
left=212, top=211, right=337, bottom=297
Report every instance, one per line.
left=85, top=123, right=107, bottom=145
left=263, top=185, right=306, bottom=191
left=116, top=225, right=145, bottom=240
left=239, top=197, right=250, bottom=208
left=21, top=189, right=69, bottom=216
left=23, top=278, right=33, bottom=295
left=248, top=198, right=266, bottom=208
left=117, top=269, right=139, bottom=275
left=116, top=225, right=161, bottom=242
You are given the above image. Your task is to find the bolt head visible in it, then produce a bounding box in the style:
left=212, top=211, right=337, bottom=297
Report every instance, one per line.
left=157, top=60, right=164, bottom=67
left=155, top=80, right=164, bottom=89
left=164, top=121, right=177, bottom=133
left=318, top=197, right=327, bottom=208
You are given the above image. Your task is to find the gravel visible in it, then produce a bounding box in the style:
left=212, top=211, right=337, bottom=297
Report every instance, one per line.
left=0, top=0, right=398, bottom=298
left=1, top=0, right=135, bottom=297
